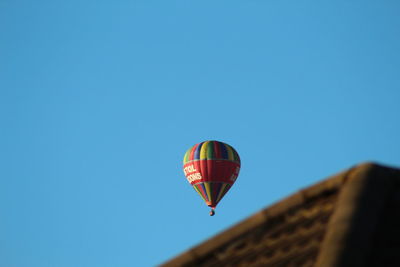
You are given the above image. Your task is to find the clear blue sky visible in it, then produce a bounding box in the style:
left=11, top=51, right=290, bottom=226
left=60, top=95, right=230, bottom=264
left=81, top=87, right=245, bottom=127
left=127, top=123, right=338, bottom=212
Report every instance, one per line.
left=1, top=1, right=400, bottom=266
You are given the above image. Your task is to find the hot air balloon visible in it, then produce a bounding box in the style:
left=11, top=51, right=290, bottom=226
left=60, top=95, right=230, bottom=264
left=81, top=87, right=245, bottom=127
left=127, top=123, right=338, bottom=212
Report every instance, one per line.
left=183, top=140, right=241, bottom=216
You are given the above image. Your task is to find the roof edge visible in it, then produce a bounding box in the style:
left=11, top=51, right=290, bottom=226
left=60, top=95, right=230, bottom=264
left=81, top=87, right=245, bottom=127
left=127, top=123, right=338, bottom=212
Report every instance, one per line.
left=160, top=163, right=373, bottom=267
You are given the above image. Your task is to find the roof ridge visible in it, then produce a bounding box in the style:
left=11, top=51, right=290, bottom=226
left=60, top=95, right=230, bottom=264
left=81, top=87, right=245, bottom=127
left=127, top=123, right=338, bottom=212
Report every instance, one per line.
left=315, top=162, right=400, bottom=267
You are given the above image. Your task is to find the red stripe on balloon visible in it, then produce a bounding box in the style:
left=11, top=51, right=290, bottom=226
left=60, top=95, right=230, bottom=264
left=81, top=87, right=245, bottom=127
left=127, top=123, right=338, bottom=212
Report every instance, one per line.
left=200, top=159, right=208, bottom=182
left=189, top=143, right=199, bottom=161
left=212, top=182, right=222, bottom=204
left=214, top=141, right=221, bottom=159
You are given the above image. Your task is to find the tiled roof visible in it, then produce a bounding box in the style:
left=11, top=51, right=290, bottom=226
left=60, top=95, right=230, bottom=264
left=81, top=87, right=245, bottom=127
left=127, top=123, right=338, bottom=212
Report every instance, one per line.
left=161, top=162, right=400, bottom=267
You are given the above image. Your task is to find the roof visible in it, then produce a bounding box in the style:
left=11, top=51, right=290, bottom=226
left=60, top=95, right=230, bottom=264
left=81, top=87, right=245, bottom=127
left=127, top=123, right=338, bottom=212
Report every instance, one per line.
left=161, top=162, right=400, bottom=267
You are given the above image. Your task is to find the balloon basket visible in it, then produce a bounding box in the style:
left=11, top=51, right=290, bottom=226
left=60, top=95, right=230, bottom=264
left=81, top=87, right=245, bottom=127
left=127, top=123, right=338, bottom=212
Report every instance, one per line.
left=209, top=208, right=215, bottom=216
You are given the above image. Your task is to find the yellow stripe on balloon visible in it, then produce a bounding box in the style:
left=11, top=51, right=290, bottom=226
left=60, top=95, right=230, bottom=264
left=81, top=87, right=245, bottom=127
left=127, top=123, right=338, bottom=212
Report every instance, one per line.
left=183, top=148, right=191, bottom=164
left=204, top=182, right=213, bottom=203
left=193, top=185, right=206, bottom=202
left=200, top=141, right=210, bottom=160
left=225, top=144, right=234, bottom=161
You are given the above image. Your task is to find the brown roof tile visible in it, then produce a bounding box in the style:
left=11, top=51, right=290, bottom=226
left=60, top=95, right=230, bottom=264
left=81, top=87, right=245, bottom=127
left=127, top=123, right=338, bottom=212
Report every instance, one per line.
left=161, top=162, right=400, bottom=267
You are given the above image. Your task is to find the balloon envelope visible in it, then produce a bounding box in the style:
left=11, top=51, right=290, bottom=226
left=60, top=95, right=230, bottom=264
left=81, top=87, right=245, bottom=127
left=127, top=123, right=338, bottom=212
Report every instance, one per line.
left=183, top=140, right=241, bottom=209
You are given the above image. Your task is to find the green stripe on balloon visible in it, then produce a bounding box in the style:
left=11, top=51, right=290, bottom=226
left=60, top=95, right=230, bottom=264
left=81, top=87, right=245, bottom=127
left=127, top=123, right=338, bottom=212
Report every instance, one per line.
left=207, top=141, right=214, bottom=159
left=193, top=185, right=206, bottom=202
